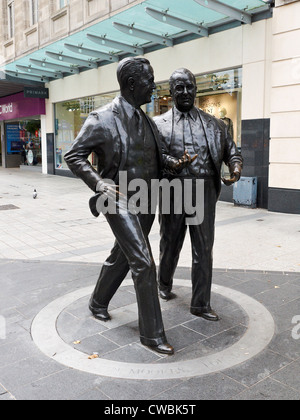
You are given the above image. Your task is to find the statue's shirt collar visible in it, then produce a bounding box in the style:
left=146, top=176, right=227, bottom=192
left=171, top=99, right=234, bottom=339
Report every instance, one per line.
left=119, top=96, right=140, bottom=120
left=173, top=106, right=198, bottom=124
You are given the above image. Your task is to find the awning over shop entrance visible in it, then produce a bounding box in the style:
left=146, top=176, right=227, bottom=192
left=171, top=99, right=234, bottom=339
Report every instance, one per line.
left=0, top=71, right=45, bottom=99
left=0, top=0, right=272, bottom=85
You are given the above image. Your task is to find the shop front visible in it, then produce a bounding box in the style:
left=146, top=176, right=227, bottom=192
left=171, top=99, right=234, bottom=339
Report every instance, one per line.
left=0, top=92, right=46, bottom=169
left=53, top=68, right=242, bottom=183
left=39, top=0, right=275, bottom=210
left=54, top=93, right=118, bottom=175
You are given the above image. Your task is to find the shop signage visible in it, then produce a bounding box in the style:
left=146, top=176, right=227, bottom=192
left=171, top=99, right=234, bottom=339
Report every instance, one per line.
left=0, top=92, right=46, bottom=121
left=0, top=103, right=13, bottom=116
left=24, top=87, right=49, bottom=99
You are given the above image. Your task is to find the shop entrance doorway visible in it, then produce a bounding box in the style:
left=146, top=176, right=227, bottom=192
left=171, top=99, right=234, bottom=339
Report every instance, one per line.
left=5, top=118, right=42, bottom=168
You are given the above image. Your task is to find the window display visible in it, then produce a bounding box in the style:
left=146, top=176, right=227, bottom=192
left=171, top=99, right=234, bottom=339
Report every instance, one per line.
left=55, top=92, right=119, bottom=169
left=5, top=120, right=42, bottom=166
left=55, top=68, right=242, bottom=172
left=150, top=68, right=242, bottom=147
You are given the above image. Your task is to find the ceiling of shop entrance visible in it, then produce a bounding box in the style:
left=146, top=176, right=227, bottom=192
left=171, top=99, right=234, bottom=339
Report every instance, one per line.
left=0, top=71, right=45, bottom=98
left=1, top=0, right=271, bottom=84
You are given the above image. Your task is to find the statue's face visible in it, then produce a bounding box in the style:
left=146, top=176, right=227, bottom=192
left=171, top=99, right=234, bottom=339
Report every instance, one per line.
left=171, top=71, right=197, bottom=113
left=133, top=64, right=156, bottom=107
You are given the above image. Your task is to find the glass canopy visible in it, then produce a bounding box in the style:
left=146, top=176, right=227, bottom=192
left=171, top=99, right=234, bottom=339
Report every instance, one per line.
left=1, top=0, right=271, bottom=83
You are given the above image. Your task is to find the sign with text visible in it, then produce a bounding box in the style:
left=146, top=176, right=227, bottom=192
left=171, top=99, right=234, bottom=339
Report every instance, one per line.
left=24, top=87, right=49, bottom=99
left=0, top=92, right=45, bottom=121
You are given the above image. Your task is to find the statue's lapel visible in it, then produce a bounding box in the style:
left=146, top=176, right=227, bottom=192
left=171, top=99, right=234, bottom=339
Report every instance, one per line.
left=112, top=97, right=130, bottom=172
left=198, top=109, right=221, bottom=175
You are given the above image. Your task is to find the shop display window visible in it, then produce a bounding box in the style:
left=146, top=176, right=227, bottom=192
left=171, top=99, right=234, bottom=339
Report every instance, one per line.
left=54, top=92, right=119, bottom=169
left=55, top=68, right=241, bottom=173
left=149, top=67, right=242, bottom=148
left=5, top=119, right=42, bottom=166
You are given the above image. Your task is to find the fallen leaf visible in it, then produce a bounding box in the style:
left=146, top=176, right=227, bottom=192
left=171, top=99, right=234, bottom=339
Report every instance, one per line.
left=274, top=286, right=280, bottom=289
left=88, top=354, right=99, bottom=360
left=73, top=340, right=81, bottom=345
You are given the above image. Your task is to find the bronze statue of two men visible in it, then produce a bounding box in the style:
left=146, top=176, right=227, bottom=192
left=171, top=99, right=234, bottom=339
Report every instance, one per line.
left=65, top=57, right=243, bottom=355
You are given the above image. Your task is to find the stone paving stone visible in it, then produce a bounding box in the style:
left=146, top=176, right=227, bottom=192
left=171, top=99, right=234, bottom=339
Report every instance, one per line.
left=56, top=311, right=109, bottom=344
left=0, top=331, right=42, bottom=369
left=70, top=388, right=111, bottom=400
left=234, top=377, right=300, bottom=400
left=271, top=360, right=300, bottom=391
left=158, top=303, right=196, bottom=330
left=151, top=373, right=247, bottom=400
left=271, top=298, right=300, bottom=334
left=62, top=296, right=95, bottom=320
left=268, top=329, right=300, bottom=361
left=73, top=333, right=120, bottom=357
left=103, top=343, right=161, bottom=363
left=163, top=325, right=206, bottom=352
left=10, top=368, right=100, bottom=401
left=183, top=311, right=246, bottom=338
left=109, top=288, right=138, bottom=309
left=0, top=384, right=7, bottom=395
left=201, top=324, right=247, bottom=352
left=230, top=279, right=278, bottom=297
left=92, top=377, right=182, bottom=401
left=0, top=356, right=64, bottom=391
left=101, top=321, right=141, bottom=347
left=254, top=282, right=300, bottom=309
left=223, top=349, right=291, bottom=387
left=155, top=339, right=215, bottom=364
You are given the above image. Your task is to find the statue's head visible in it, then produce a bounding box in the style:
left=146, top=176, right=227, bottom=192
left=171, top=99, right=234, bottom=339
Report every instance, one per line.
left=169, top=68, right=197, bottom=113
left=117, top=57, right=156, bottom=108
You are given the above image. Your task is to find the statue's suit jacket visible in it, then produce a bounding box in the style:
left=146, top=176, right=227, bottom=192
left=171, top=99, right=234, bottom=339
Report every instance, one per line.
left=65, top=96, right=163, bottom=191
left=154, top=107, right=243, bottom=198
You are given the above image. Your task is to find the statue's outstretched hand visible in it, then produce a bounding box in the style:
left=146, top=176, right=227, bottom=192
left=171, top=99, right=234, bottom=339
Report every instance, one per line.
left=176, top=150, right=198, bottom=170
left=222, top=172, right=240, bottom=186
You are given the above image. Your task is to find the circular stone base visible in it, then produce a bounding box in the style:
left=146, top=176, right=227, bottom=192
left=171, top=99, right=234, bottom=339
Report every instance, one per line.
left=31, top=279, right=275, bottom=380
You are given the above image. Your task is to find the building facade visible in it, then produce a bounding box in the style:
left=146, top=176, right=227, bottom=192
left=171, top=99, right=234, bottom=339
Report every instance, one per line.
left=0, top=0, right=299, bottom=214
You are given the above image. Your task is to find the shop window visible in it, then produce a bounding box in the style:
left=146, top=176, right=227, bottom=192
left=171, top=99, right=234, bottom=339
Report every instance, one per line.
left=5, top=120, right=42, bottom=166
left=55, top=92, right=118, bottom=170
left=55, top=68, right=242, bottom=174
left=147, top=68, right=242, bottom=178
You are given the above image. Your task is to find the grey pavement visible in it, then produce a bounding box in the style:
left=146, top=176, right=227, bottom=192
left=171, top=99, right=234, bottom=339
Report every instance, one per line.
left=0, top=167, right=300, bottom=401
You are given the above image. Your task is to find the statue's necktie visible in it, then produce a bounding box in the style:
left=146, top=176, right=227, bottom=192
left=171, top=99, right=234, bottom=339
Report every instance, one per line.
left=182, top=113, right=198, bottom=175
left=135, top=109, right=145, bottom=138
left=183, top=113, right=195, bottom=155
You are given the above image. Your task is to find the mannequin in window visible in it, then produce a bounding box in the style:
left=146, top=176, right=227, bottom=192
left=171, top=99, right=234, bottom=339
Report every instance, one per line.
left=219, top=108, right=234, bottom=140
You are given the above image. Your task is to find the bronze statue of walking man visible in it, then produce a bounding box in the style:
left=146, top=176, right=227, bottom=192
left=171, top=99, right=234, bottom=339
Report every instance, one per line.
left=65, top=58, right=174, bottom=355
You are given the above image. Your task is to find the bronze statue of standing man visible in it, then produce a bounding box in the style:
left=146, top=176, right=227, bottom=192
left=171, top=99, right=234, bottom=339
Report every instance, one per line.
left=155, top=68, right=243, bottom=321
